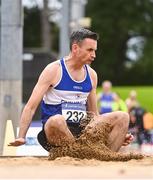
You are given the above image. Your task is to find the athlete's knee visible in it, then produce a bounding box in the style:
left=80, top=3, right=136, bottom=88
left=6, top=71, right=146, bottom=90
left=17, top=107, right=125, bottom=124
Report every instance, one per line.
left=120, top=111, right=129, bottom=123
left=116, top=111, right=129, bottom=129
left=45, top=114, right=66, bottom=129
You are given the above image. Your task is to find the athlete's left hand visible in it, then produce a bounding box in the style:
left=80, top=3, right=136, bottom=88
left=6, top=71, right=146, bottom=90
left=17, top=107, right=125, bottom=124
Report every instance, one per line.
left=122, top=133, right=134, bottom=146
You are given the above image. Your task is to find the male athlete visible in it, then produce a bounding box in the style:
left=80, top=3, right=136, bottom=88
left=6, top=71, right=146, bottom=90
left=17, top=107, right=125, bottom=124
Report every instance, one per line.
left=9, top=28, right=133, bottom=152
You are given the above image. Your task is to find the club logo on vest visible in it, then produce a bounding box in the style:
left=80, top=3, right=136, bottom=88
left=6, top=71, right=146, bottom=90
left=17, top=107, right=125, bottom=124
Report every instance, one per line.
left=73, top=86, right=83, bottom=90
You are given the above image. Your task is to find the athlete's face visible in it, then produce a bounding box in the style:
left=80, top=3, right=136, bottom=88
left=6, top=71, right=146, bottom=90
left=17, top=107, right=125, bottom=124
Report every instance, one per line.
left=72, top=38, right=97, bottom=64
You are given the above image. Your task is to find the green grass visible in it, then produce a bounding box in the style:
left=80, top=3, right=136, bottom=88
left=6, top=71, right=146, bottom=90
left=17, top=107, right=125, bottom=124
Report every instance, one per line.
left=97, top=86, right=153, bottom=113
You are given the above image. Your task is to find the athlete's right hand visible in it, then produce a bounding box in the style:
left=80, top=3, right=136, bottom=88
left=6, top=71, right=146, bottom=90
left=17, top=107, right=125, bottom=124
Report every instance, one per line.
left=8, top=138, right=26, bottom=146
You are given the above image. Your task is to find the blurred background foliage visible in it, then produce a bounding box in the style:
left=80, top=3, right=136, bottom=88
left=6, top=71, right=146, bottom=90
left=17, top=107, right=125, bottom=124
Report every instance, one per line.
left=23, top=0, right=153, bottom=85
left=86, top=0, right=153, bottom=85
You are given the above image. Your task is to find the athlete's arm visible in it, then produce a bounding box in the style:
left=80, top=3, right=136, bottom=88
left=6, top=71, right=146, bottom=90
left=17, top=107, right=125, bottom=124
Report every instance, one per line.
left=87, top=67, right=99, bottom=116
left=9, top=61, right=60, bottom=146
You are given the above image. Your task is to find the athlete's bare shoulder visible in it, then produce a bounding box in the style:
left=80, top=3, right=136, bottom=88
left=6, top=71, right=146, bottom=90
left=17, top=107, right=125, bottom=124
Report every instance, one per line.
left=40, top=59, right=61, bottom=86
left=86, top=65, right=98, bottom=88
left=45, top=59, right=60, bottom=70
left=87, top=65, right=97, bottom=78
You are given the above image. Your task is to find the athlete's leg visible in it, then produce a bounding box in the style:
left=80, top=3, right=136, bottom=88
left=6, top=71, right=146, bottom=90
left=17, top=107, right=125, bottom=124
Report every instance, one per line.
left=85, top=111, right=129, bottom=152
left=44, top=114, right=75, bottom=146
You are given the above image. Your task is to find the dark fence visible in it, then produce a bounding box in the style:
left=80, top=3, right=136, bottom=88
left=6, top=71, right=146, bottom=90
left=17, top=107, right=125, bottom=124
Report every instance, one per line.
left=23, top=49, right=57, bottom=120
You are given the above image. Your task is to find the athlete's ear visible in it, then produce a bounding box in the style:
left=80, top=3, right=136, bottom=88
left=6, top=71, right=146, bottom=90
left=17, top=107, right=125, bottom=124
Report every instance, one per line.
left=72, top=43, right=79, bottom=53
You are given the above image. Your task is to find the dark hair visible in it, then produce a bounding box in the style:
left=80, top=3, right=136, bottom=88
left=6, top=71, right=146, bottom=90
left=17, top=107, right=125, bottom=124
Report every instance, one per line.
left=70, top=28, right=99, bottom=50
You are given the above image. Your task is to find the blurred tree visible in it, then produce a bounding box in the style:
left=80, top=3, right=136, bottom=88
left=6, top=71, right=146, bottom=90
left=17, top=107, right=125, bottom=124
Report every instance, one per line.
left=23, top=1, right=59, bottom=53
left=86, top=0, right=153, bottom=85
left=24, top=6, right=41, bottom=47
left=127, top=38, right=153, bottom=84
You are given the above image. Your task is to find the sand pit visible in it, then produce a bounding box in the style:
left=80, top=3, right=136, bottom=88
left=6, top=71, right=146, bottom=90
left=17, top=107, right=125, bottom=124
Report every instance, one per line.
left=0, top=156, right=153, bottom=179
left=1, top=117, right=152, bottom=179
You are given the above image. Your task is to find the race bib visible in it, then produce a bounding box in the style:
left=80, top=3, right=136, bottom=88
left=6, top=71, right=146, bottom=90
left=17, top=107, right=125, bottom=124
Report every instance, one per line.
left=62, top=102, right=87, bottom=123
